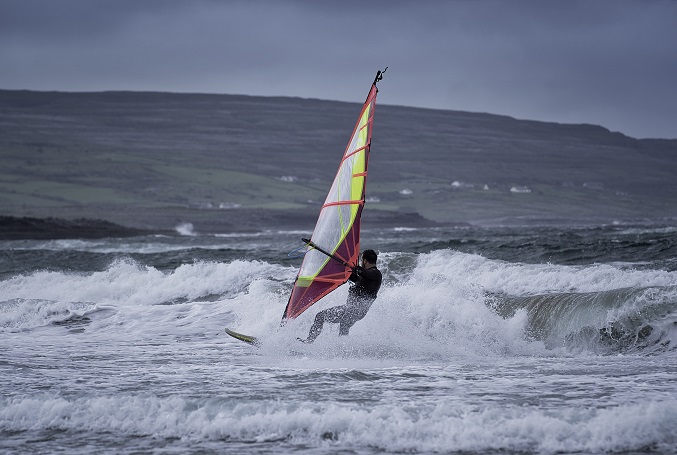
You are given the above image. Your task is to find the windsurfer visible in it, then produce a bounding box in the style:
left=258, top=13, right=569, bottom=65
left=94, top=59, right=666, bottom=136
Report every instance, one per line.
left=301, top=249, right=382, bottom=343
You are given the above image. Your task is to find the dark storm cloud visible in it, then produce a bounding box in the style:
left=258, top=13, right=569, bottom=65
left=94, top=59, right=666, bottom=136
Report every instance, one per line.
left=1, top=0, right=676, bottom=138
left=0, top=0, right=169, bottom=41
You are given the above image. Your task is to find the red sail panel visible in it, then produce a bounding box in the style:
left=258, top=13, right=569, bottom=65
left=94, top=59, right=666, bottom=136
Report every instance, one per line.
left=282, top=81, right=379, bottom=320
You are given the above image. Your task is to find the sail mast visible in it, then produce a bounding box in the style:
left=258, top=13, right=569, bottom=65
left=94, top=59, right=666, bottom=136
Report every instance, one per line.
left=282, top=69, right=386, bottom=320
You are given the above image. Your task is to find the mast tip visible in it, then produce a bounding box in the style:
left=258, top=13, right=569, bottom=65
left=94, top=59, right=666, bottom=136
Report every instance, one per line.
left=374, top=67, right=388, bottom=86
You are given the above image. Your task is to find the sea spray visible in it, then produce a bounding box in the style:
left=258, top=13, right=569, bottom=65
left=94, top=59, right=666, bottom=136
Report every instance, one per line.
left=2, top=226, right=677, bottom=454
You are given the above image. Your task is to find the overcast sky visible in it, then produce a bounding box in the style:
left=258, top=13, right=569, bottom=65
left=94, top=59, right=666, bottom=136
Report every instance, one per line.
left=1, top=0, right=676, bottom=139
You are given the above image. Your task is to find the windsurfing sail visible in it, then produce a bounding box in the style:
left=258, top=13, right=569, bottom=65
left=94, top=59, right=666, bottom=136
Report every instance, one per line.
left=282, top=68, right=385, bottom=320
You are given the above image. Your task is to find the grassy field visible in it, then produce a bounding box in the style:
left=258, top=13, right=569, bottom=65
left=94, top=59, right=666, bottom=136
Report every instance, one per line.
left=2, top=89, right=676, bottom=231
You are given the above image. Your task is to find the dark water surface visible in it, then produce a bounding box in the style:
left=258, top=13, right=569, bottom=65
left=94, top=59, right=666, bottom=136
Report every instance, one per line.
left=1, top=224, right=676, bottom=454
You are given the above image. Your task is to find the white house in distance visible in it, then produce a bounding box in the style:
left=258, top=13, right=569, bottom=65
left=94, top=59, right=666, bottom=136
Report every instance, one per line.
left=510, top=186, right=532, bottom=194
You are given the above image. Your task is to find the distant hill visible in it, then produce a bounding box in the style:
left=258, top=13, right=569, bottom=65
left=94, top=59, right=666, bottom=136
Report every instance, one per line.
left=1, top=89, right=676, bottom=232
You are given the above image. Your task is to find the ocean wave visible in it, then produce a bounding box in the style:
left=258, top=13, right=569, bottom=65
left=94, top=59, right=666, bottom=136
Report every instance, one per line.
left=0, top=298, right=112, bottom=332
left=2, top=250, right=676, bottom=355
left=412, top=250, right=677, bottom=354
left=488, top=286, right=677, bottom=354
left=3, top=238, right=249, bottom=254
left=0, top=258, right=294, bottom=334
left=1, top=395, right=675, bottom=453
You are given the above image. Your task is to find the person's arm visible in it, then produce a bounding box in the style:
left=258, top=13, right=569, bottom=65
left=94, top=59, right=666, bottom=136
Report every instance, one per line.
left=349, top=266, right=364, bottom=283
left=350, top=266, right=380, bottom=283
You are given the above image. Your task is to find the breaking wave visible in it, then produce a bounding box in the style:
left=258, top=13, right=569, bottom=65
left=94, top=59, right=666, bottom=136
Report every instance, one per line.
left=2, top=249, right=675, bottom=356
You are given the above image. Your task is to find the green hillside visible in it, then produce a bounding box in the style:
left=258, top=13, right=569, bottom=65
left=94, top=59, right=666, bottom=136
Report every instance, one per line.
left=1, top=90, right=676, bottom=231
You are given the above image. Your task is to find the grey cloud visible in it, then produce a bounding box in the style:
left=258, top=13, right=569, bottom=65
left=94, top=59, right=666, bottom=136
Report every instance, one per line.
left=0, top=0, right=675, bottom=138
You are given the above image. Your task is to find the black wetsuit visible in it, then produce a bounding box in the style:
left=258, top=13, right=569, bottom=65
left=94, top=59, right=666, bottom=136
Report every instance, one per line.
left=306, top=265, right=382, bottom=342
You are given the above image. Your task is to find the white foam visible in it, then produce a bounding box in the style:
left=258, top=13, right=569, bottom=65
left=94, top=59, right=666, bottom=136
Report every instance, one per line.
left=419, top=249, right=677, bottom=296
left=175, top=222, right=196, bottom=236
left=2, top=250, right=676, bottom=353
left=2, top=250, right=676, bottom=453
left=0, top=258, right=294, bottom=336
left=1, top=395, right=674, bottom=453
left=4, top=238, right=244, bottom=254
left=0, top=298, right=101, bottom=330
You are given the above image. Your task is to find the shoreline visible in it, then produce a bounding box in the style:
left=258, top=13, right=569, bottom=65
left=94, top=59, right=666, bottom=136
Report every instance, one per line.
left=2, top=210, right=675, bottom=241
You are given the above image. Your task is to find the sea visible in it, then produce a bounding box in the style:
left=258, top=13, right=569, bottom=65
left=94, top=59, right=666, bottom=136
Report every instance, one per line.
left=1, top=223, right=676, bottom=454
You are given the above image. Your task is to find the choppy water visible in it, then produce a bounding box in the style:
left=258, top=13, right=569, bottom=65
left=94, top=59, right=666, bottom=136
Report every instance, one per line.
left=1, top=224, right=676, bottom=454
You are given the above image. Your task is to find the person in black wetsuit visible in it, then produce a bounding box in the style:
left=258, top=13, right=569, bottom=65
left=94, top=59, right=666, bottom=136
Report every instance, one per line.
left=301, top=249, right=382, bottom=343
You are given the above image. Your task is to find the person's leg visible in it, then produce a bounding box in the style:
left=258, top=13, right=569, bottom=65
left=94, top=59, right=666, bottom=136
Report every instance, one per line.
left=306, top=310, right=326, bottom=342
left=306, top=306, right=345, bottom=342
left=339, top=305, right=365, bottom=336
left=338, top=305, right=367, bottom=336
left=338, top=319, right=354, bottom=336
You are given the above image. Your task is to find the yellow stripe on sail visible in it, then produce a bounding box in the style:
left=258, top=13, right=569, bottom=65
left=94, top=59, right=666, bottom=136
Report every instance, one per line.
left=349, top=106, right=371, bottom=218
left=295, top=276, right=314, bottom=288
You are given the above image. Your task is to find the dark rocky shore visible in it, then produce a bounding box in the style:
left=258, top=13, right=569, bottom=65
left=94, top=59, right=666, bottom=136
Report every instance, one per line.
left=0, top=216, right=152, bottom=240
left=0, top=209, right=450, bottom=240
